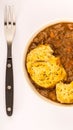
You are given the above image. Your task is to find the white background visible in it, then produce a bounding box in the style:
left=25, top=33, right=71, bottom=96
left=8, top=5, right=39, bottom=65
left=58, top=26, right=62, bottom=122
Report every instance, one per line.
left=0, top=0, right=73, bottom=130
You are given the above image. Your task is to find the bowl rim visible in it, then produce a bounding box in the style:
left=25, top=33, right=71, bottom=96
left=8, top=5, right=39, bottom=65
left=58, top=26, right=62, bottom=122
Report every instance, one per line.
left=23, top=20, right=73, bottom=107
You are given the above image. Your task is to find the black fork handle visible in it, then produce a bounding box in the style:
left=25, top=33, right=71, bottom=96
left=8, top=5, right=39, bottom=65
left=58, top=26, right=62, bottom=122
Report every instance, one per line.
left=5, top=45, right=14, bottom=116
left=6, top=58, right=13, bottom=116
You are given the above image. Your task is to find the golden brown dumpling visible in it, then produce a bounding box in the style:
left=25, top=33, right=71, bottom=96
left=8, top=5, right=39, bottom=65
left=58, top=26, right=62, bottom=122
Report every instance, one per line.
left=26, top=45, right=67, bottom=88
left=56, top=81, right=73, bottom=103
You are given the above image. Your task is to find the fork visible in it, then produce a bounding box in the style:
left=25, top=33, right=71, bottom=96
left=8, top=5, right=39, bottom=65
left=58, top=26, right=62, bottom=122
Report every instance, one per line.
left=4, top=6, right=16, bottom=116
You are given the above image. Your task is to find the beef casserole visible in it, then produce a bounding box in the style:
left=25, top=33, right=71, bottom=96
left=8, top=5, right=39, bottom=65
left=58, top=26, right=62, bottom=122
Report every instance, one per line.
left=25, top=22, right=73, bottom=105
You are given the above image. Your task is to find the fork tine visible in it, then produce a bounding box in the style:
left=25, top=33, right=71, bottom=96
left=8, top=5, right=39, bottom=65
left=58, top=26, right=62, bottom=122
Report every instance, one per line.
left=8, top=6, right=12, bottom=24
left=4, top=6, right=7, bottom=25
left=12, top=6, right=16, bottom=24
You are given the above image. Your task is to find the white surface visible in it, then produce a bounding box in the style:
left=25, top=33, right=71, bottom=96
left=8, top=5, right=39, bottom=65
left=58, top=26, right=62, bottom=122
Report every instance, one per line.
left=0, top=0, right=73, bottom=130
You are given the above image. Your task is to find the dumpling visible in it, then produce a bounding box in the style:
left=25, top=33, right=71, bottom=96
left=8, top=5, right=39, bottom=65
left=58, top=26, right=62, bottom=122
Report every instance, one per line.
left=56, top=81, right=73, bottom=103
left=26, top=45, right=67, bottom=88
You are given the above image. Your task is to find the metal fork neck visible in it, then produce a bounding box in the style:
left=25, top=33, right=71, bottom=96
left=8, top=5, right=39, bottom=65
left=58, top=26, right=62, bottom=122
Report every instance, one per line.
left=7, top=43, right=12, bottom=58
